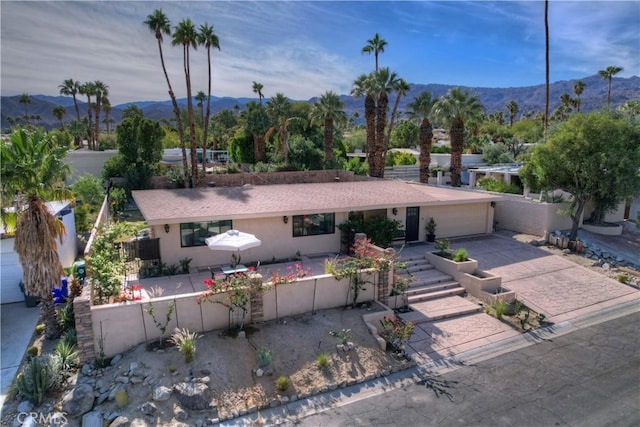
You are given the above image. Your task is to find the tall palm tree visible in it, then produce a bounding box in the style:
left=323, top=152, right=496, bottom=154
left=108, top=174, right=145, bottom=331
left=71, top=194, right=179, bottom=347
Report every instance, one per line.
left=145, top=9, right=189, bottom=185
left=573, top=80, right=586, bottom=113
left=372, top=68, right=399, bottom=177
left=197, top=23, right=220, bottom=177
left=19, top=93, right=31, bottom=124
left=92, top=81, right=109, bottom=150
left=598, top=65, right=624, bottom=109
left=309, top=91, right=346, bottom=167
left=433, top=88, right=484, bottom=187
left=386, top=78, right=410, bottom=152
left=362, top=33, right=387, bottom=72
left=559, top=93, right=573, bottom=112
left=407, top=92, right=436, bottom=184
left=52, top=105, right=66, bottom=129
left=1, top=128, right=72, bottom=339
left=59, top=79, right=81, bottom=121
left=172, top=18, right=199, bottom=185
left=544, top=0, right=549, bottom=141
left=351, top=73, right=377, bottom=175
left=506, top=100, right=519, bottom=127
left=252, top=81, right=264, bottom=105
left=102, top=98, right=112, bottom=134
left=265, top=93, right=294, bottom=163
left=79, top=82, right=96, bottom=148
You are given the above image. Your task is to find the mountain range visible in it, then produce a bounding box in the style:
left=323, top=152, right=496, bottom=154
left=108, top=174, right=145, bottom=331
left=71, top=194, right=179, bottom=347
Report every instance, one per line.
left=1, top=74, right=638, bottom=130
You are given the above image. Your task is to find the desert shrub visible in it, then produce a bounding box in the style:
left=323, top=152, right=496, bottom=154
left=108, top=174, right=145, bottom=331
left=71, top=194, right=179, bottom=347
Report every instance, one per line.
left=115, top=389, right=128, bottom=408
left=431, top=145, right=451, bottom=153
left=169, top=328, right=200, bottom=363
left=35, top=324, right=45, bottom=335
left=477, top=177, right=522, bottom=194
left=453, top=248, right=469, bottom=262
left=386, top=151, right=416, bottom=166
left=493, top=300, right=508, bottom=319
left=256, top=347, right=273, bottom=369
left=26, top=346, right=39, bottom=358
left=58, top=300, right=75, bottom=332
left=275, top=376, right=290, bottom=392
left=55, top=340, right=79, bottom=371
left=435, top=239, right=450, bottom=256
left=165, top=165, right=185, bottom=187
left=617, top=274, right=629, bottom=284
left=315, top=353, right=330, bottom=369
left=482, top=143, right=515, bottom=165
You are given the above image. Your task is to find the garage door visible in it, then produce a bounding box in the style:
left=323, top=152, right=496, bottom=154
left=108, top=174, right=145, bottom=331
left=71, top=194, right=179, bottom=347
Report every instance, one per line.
left=1, top=239, right=24, bottom=304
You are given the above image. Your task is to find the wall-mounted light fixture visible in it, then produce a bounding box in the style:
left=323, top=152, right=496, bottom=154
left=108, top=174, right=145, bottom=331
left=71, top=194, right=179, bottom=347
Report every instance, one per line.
left=392, top=208, right=398, bottom=216
left=490, top=201, right=496, bottom=208
left=164, top=224, right=170, bottom=233
left=283, top=216, right=289, bottom=224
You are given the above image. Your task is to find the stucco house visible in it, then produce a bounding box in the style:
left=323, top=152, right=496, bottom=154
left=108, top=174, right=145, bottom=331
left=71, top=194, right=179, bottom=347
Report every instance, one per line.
left=131, top=180, right=500, bottom=270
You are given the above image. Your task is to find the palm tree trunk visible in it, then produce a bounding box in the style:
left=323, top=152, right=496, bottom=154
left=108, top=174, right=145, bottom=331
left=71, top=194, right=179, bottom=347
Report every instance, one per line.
left=374, top=94, right=388, bottom=178
left=544, top=0, right=549, bottom=141
left=203, top=47, right=213, bottom=178
left=365, top=94, right=376, bottom=176
left=607, top=78, right=612, bottom=108
left=72, top=95, right=80, bottom=121
left=184, top=45, right=198, bottom=187
left=324, top=118, right=333, bottom=165
left=94, top=100, right=101, bottom=151
left=157, top=37, right=189, bottom=186
left=419, top=118, right=433, bottom=184
left=42, top=297, right=62, bottom=339
left=450, top=118, right=464, bottom=187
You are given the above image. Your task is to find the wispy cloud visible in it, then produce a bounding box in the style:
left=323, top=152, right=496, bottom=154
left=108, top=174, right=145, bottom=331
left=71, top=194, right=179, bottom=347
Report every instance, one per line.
left=1, top=1, right=637, bottom=104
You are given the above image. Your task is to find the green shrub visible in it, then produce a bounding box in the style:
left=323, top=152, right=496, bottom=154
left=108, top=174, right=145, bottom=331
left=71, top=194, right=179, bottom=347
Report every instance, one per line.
left=617, top=274, right=629, bottom=284
left=431, top=145, right=451, bottom=153
left=26, top=346, right=39, bottom=358
left=477, top=177, right=522, bottom=194
left=256, top=347, right=273, bottom=369
left=275, top=376, right=290, bottom=392
left=453, top=248, right=469, bottom=262
left=35, top=324, right=45, bottom=335
left=435, top=239, right=450, bottom=256
left=55, top=340, right=78, bottom=371
left=58, top=300, right=75, bottom=332
left=493, top=300, right=508, bottom=319
left=315, top=353, right=330, bottom=369
left=169, top=328, right=200, bottom=363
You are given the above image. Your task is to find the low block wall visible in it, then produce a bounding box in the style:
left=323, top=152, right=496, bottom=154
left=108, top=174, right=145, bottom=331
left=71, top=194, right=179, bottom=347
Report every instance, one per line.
left=494, top=194, right=573, bottom=236
left=91, top=271, right=378, bottom=358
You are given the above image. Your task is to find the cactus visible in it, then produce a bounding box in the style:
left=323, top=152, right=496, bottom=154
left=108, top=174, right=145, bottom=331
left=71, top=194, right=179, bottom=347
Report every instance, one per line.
left=115, top=389, right=128, bottom=408
left=15, top=357, right=50, bottom=405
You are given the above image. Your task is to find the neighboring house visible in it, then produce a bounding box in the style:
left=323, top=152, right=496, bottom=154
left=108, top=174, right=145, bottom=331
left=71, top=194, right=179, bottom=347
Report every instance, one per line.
left=131, top=180, right=500, bottom=269
left=0, top=201, right=77, bottom=304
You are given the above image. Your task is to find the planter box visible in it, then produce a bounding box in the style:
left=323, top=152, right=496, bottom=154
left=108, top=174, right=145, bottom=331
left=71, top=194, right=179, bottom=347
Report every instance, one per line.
left=362, top=305, right=395, bottom=351
left=479, top=286, right=516, bottom=306
left=460, top=270, right=502, bottom=298
left=425, top=252, right=478, bottom=281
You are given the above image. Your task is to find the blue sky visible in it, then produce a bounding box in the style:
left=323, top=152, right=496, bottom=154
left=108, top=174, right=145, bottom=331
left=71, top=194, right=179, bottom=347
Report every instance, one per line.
left=1, top=1, right=638, bottom=105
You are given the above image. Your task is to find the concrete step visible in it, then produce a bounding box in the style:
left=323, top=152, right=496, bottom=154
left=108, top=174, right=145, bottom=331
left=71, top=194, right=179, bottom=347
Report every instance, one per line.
left=399, top=296, right=482, bottom=324
left=405, top=263, right=434, bottom=274
left=406, top=286, right=465, bottom=304
left=405, top=280, right=460, bottom=295
left=407, top=271, right=454, bottom=287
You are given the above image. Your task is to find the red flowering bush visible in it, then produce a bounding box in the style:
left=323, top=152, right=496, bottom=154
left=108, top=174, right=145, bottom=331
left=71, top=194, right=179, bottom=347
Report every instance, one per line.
left=115, top=284, right=144, bottom=302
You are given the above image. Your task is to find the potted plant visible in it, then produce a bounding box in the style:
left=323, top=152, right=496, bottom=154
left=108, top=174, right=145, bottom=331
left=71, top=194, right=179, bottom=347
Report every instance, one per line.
left=425, top=218, right=436, bottom=242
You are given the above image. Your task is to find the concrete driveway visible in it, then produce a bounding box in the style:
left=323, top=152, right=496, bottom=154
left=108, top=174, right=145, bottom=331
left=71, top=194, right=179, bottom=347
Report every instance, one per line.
left=448, top=234, right=640, bottom=323
left=0, top=303, right=40, bottom=410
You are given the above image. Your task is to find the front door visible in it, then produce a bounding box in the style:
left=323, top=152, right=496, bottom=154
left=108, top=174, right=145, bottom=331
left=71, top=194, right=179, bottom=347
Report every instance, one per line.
left=405, top=207, right=420, bottom=242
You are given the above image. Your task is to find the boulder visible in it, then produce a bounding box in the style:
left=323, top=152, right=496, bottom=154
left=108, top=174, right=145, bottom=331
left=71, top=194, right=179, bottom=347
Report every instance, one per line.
left=109, top=416, right=130, bottom=427
left=173, top=382, right=213, bottom=410
left=140, top=401, right=157, bottom=416
left=62, top=383, right=95, bottom=416
left=152, top=385, right=172, bottom=402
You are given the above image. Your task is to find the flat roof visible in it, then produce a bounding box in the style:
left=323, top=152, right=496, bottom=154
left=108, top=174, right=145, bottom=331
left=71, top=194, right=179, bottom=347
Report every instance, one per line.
left=132, top=180, right=501, bottom=225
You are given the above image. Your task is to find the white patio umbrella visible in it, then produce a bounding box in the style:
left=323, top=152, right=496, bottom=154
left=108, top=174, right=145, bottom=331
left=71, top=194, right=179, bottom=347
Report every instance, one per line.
left=205, top=230, right=261, bottom=265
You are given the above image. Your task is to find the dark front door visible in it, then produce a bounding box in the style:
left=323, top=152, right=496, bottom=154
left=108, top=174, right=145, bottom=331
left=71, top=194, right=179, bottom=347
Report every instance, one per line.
left=406, top=207, right=420, bottom=241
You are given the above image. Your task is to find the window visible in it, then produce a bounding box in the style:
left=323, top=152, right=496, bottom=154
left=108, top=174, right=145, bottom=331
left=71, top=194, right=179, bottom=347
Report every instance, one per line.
left=293, top=213, right=335, bottom=237
left=180, top=220, right=232, bottom=247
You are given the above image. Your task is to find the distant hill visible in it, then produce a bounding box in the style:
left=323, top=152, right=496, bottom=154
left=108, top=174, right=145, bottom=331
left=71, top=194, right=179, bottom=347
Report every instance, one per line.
left=2, top=75, right=638, bottom=130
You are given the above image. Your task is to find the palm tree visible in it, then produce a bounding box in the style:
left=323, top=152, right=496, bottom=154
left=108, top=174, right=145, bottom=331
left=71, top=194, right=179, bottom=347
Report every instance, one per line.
left=102, top=98, right=112, bottom=134
left=407, top=92, right=436, bottom=184
left=265, top=93, right=295, bottom=163
left=433, top=88, right=484, bottom=187
left=19, top=93, right=31, bottom=124
left=309, top=91, right=346, bottom=167
left=372, top=68, right=400, bottom=177
left=145, top=9, right=189, bottom=185
left=197, top=23, right=220, bottom=177
left=598, top=65, right=624, bottom=108
left=79, top=82, right=96, bottom=147
left=92, top=81, right=109, bottom=150
left=1, top=128, right=72, bottom=339
left=351, top=73, right=377, bottom=175
left=559, top=93, right=574, bottom=113
left=52, top=105, right=66, bottom=129
left=573, top=80, right=586, bottom=113
left=362, top=33, right=387, bottom=72
left=59, top=79, right=81, bottom=121
left=195, top=90, right=207, bottom=125
left=544, top=0, right=549, bottom=141
left=385, top=78, right=410, bottom=152
left=252, top=81, right=264, bottom=105
left=172, top=18, right=199, bottom=185
left=506, top=100, right=519, bottom=127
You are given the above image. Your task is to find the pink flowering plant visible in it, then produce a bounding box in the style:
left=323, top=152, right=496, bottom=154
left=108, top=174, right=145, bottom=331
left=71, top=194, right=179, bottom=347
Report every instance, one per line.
left=115, top=284, right=144, bottom=302
left=269, top=263, right=311, bottom=286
